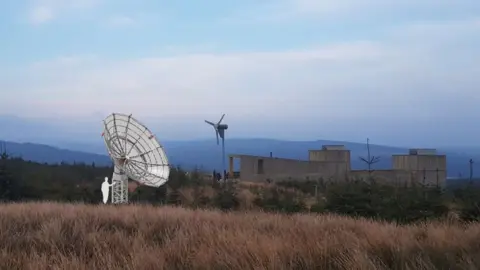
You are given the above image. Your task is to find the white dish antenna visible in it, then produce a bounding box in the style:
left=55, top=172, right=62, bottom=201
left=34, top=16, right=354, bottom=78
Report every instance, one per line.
left=102, top=113, right=170, bottom=204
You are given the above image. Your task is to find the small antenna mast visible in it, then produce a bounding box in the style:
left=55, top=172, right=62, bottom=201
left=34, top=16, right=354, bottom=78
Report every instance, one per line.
left=359, top=138, right=380, bottom=174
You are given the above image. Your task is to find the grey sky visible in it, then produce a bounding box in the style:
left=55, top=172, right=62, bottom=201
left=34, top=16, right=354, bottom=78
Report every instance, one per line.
left=0, top=1, right=479, bottom=147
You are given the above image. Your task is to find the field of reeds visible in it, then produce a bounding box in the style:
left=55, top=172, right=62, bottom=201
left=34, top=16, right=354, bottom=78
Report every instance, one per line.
left=0, top=202, right=479, bottom=270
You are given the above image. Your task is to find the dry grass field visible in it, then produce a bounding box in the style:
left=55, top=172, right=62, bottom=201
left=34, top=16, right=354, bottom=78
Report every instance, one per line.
left=0, top=202, right=479, bottom=270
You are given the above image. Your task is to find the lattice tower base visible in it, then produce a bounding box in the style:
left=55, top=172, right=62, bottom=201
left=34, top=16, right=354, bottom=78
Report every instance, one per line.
left=111, top=165, right=128, bottom=204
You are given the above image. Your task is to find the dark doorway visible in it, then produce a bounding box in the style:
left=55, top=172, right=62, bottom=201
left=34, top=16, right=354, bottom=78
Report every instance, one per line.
left=257, top=159, right=264, bottom=174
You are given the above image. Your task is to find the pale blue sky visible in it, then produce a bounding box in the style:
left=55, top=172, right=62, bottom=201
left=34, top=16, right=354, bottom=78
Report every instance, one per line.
left=1, top=0, right=480, bottom=146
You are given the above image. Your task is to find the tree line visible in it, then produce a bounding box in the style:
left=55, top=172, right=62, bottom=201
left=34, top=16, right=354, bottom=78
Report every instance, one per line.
left=1, top=152, right=479, bottom=224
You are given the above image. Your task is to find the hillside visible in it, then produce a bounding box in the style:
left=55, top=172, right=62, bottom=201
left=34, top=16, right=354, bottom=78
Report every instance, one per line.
left=1, top=152, right=480, bottom=269
left=2, top=138, right=480, bottom=177
left=0, top=140, right=110, bottom=166
left=1, top=114, right=479, bottom=176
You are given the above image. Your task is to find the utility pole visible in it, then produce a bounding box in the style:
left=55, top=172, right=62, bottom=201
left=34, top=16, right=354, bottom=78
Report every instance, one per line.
left=0, top=141, right=7, bottom=160
left=469, top=159, right=474, bottom=180
left=422, top=167, right=426, bottom=185
left=422, top=167, right=427, bottom=200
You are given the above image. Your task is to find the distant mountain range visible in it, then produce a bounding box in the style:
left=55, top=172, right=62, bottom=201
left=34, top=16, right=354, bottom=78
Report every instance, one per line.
left=1, top=140, right=111, bottom=166
left=1, top=139, right=480, bottom=177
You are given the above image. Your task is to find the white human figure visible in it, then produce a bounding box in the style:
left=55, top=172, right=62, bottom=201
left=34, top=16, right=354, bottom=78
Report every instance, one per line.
left=101, top=177, right=113, bottom=204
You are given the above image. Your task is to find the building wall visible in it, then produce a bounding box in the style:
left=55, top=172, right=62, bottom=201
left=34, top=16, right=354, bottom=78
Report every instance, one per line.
left=236, top=155, right=349, bottom=182
left=230, top=152, right=446, bottom=187
left=393, top=155, right=447, bottom=171
left=349, top=169, right=445, bottom=187
left=407, top=170, right=446, bottom=187
left=308, top=150, right=351, bottom=170
left=392, top=155, right=446, bottom=186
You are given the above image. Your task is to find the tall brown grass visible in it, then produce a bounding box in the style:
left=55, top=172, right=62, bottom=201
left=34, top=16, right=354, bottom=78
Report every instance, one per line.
left=0, top=202, right=479, bottom=269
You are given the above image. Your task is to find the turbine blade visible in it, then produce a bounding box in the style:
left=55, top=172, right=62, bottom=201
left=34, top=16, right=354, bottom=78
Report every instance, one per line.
left=216, top=131, right=219, bottom=145
left=218, top=114, right=225, bottom=124
left=205, top=120, right=215, bottom=125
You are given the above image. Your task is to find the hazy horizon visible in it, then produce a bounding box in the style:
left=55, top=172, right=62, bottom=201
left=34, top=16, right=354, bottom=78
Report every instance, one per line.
left=1, top=1, right=479, bottom=147
left=1, top=114, right=479, bottom=150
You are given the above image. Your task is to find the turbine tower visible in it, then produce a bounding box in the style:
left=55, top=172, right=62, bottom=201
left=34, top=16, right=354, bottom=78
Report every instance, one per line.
left=205, top=114, right=228, bottom=181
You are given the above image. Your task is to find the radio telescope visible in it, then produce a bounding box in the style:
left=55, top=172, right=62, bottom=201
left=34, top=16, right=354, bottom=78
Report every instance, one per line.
left=102, top=113, right=170, bottom=204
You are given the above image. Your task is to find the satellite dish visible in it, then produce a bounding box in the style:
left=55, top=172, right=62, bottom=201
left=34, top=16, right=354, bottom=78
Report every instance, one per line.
left=102, top=113, right=170, bottom=204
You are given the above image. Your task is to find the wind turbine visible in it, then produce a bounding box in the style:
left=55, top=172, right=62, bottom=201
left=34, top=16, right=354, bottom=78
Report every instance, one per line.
left=205, top=114, right=228, bottom=181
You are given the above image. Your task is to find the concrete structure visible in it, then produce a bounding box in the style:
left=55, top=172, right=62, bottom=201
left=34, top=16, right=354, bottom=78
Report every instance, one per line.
left=228, top=154, right=349, bottom=182
left=228, top=146, right=447, bottom=187
left=408, top=148, right=437, bottom=155
left=392, top=149, right=446, bottom=186
left=308, top=145, right=351, bottom=170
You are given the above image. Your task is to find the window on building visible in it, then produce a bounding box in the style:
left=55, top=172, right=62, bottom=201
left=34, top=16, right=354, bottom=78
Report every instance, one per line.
left=257, top=159, right=264, bottom=174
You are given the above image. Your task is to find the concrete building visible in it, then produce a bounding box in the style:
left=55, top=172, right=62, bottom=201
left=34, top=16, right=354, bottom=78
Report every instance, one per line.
left=392, top=149, right=446, bottom=186
left=228, top=146, right=447, bottom=187
left=309, top=145, right=351, bottom=170
left=228, top=154, right=349, bottom=182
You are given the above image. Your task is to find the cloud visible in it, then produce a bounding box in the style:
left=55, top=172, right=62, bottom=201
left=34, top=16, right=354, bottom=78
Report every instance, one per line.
left=12, top=42, right=383, bottom=116
left=225, top=0, right=480, bottom=24
left=26, top=0, right=101, bottom=24
left=28, top=6, right=54, bottom=24
left=105, top=15, right=135, bottom=27
left=282, top=0, right=469, bottom=15
left=2, top=18, right=480, bottom=143
left=30, top=54, right=98, bottom=69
